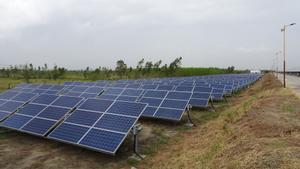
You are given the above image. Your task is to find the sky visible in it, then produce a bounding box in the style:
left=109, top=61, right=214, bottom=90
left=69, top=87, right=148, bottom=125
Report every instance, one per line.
left=0, top=0, right=299, bottom=70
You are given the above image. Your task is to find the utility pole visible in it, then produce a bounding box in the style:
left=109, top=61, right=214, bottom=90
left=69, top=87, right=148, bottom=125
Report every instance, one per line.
left=281, top=23, right=296, bottom=88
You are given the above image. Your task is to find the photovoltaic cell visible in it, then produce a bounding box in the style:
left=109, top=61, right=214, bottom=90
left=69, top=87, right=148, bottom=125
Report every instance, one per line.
left=37, top=106, right=71, bottom=120
left=79, top=128, right=125, bottom=153
left=0, top=101, right=24, bottom=112
left=48, top=123, right=90, bottom=143
left=11, top=92, right=37, bottom=102
left=1, top=114, right=32, bottom=129
left=65, top=110, right=102, bottom=126
left=0, top=111, right=10, bottom=121
left=17, top=104, right=47, bottom=116
left=0, top=91, right=19, bottom=100
left=94, top=114, right=137, bottom=133
left=21, top=118, right=56, bottom=136
left=51, top=96, right=83, bottom=108
left=106, top=101, right=146, bottom=117
left=78, top=99, right=113, bottom=112
left=31, top=94, right=59, bottom=105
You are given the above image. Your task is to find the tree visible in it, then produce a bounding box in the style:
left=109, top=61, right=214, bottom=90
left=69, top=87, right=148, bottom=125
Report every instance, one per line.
left=83, top=67, right=90, bottom=79
left=227, top=66, right=235, bottom=73
left=144, top=61, right=153, bottom=75
left=115, top=60, right=127, bottom=78
left=168, top=57, right=183, bottom=75
left=153, top=60, right=162, bottom=71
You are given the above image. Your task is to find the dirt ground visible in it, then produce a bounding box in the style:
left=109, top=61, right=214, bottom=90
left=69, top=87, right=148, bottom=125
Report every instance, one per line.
left=1, top=74, right=300, bottom=169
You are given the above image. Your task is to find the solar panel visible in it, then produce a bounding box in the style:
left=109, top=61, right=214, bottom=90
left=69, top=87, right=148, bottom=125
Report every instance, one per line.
left=37, top=106, right=71, bottom=120
left=0, top=111, right=10, bottom=121
left=139, top=91, right=191, bottom=121
left=142, top=84, right=158, bottom=90
left=143, top=90, right=167, bottom=98
left=1, top=114, right=32, bottom=129
left=157, top=85, right=174, bottom=91
left=51, top=96, right=83, bottom=108
left=0, top=91, right=19, bottom=100
left=21, top=118, right=57, bottom=136
left=48, top=99, right=147, bottom=154
left=71, top=86, right=89, bottom=92
left=79, top=99, right=114, bottom=112
left=65, top=110, right=103, bottom=126
left=31, top=94, right=59, bottom=105
left=85, top=87, right=104, bottom=94
left=0, top=101, right=24, bottom=113
left=98, top=94, right=118, bottom=100
left=11, top=92, right=37, bottom=102
left=175, top=85, right=194, bottom=92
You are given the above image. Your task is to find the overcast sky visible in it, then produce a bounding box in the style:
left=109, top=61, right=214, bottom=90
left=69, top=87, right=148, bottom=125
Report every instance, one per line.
left=0, top=0, right=299, bottom=70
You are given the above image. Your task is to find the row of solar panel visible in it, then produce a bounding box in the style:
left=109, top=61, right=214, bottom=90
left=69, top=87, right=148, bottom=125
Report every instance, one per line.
left=0, top=93, right=147, bottom=155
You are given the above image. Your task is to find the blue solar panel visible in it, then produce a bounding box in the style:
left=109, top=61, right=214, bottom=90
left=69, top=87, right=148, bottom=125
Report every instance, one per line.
left=65, top=110, right=102, bottom=126
left=1, top=114, right=32, bottom=129
left=44, top=90, right=60, bottom=95
left=85, top=87, right=104, bottom=94
left=80, top=93, right=98, bottom=98
left=143, top=90, right=167, bottom=98
left=32, top=89, right=47, bottom=94
left=95, top=114, right=137, bottom=133
left=175, top=86, right=194, bottom=92
left=116, top=96, right=137, bottom=102
left=142, top=84, right=158, bottom=90
left=51, top=96, right=83, bottom=108
left=126, top=84, right=141, bottom=89
left=0, top=91, right=19, bottom=100
left=191, top=93, right=210, bottom=99
left=103, top=88, right=124, bottom=95
left=50, top=85, right=65, bottom=91
left=37, top=106, right=70, bottom=120
left=165, top=92, right=191, bottom=100
left=48, top=123, right=89, bottom=143
left=193, top=87, right=212, bottom=93
left=121, top=89, right=143, bottom=97
left=79, top=99, right=114, bottom=112
left=21, top=88, right=34, bottom=93
left=107, top=101, right=146, bottom=117
left=64, top=92, right=82, bottom=97
left=160, top=99, right=188, bottom=109
left=98, top=94, right=118, bottom=100
left=154, top=108, right=183, bottom=120
left=139, top=97, right=162, bottom=107
left=31, top=94, right=59, bottom=105
left=38, top=84, right=53, bottom=90
left=142, top=107, right=157, bottom=117
left=79, top=129, right=125, bottom=154
left=71, top=86, right=88, bottom=92
left=17, top=104, right=46, bottom=116
left=0, top=100, right=6, bottom=106
left=189, top=99, right=209, bottom=108
left=0, top=111, right=10, bottom=121
left=11, top=92, right=36, bottom=102
left=157, top=85, right=174, bottom=91
left=21, top=118, right=56, bottom=136
left=0, top=101, right=24, bottom=112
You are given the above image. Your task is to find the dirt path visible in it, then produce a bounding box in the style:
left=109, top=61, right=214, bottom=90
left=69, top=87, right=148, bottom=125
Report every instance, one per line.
left=277, top=74, right=300, bottom=98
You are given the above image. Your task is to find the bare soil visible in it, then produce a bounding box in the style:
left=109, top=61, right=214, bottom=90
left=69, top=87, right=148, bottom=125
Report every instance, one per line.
left=1, top=74, right=300, bottom=169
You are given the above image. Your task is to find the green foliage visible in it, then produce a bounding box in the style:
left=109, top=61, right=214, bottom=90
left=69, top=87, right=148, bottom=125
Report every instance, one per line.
left=0, top=57, right=244, bottom=81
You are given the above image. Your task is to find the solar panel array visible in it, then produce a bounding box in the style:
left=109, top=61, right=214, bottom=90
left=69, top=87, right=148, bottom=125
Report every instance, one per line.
left=0, top=73, right=261, bottom=155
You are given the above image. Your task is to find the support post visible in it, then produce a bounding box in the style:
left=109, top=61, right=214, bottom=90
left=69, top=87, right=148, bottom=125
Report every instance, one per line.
left=185, top=104, right=196, bottom=127
left=130, top=124, right=144, bottom=160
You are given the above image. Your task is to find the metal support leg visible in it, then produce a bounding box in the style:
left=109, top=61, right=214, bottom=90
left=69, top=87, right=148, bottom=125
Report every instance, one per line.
left=130, top=124, right=145, bottom=160
left=209, top=98, right=216, bottom=112
left=185, top=105, right=196, bottom=127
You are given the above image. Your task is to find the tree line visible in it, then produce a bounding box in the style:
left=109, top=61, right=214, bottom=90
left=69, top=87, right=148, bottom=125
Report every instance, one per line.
left=0, top=57, right=237, bottom=81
